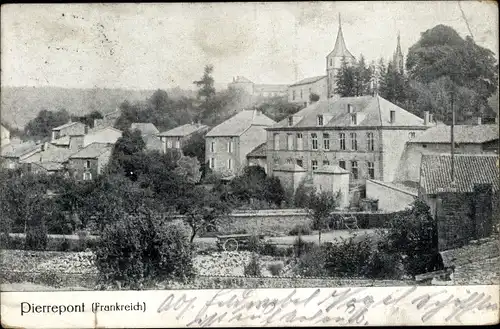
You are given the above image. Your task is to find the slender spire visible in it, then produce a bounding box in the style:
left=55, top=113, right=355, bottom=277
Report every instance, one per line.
left=330, top=13, right=354, bottom=59
left=395, top=30, right=402, bottom=55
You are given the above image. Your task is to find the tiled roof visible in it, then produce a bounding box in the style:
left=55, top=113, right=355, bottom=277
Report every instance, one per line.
left=246, top=143, right=266, bottom=158
left=34, top=161, right=64, bottom=171
left=270, top=95, right=424, bottom=129
left=420, top=154, right=499, bottom=195
left=314, top=165, right=350, bottom=174
left=51, top=135, right=70, bottom=146
left=206, top=110, right=276, bottom=137
left=1, top=141, right=40, bottom=158
left=409, top=124, right=498, bottom=144
left=143, top=134, right=163, bottom=151
left=38, top=147, right=76, bottom=163
left=52, top=122, right=81, bottom=131
left=87, top=126, right=122, bottom=135
left=69, top=143, right=113, bottom=159
left=130, top=123, right=159, bottom=135
left=158, top=123, right=208, bottom=137
left=289, top=76, right=326, bottom=87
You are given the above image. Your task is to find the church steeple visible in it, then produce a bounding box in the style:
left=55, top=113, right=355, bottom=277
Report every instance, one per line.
left=330, top=13, right=354, bottom=59
left=393, top=31, right=404, bottom=74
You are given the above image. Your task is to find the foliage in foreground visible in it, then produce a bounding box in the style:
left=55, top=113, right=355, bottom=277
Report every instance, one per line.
left=94, top=210, right=194, bottom=289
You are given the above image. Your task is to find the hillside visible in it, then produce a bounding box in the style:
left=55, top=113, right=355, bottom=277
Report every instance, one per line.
left=0, top=86, right=197, bottom=129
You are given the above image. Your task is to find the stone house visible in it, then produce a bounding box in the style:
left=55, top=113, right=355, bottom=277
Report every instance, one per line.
left=266, top=95, right=431, bottom=192
left=158, top=123, right=209, bottom=153
left=205, top=110, right=276, bottom=177
left=51, top=121, right=88, bottom=141
left=68, top=143, right=114, bottom=181
left=0, top=141, right=42, bottom=170
left=288, top=76, right=327, bottom=106
left=83, top=126, right=122, bottom=147
left=22, top=146, right=76, bottom=175
left=396, top=122, right=499, bottom=182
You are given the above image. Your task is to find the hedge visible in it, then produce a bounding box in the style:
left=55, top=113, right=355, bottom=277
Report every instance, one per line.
left=0, top=234, right=98, bottom=252
left=328, top=211, right=405, bottom=229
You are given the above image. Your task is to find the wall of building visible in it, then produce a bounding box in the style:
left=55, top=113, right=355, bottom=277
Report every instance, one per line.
left=69, top=136, right=84, bottom=151
left=97, top=150, right=112, bottom=174
left=313, top=172, right=350, bottom=208
left=273, top=170, right=307, bottom=193
left=69, top=158, right=99, bottom=180
left=288, top=78, right=327, bottom=105
left=205, top=136, right=241, bottom=175
left=366, top=180, right=416, bottom=212
left=228, top=81, right=254, bottom=95
left=83, top=128, right=121, bottom=147
left=381, top=129, right=424, bottom=182
left=238, top=125, right=269, bottom=172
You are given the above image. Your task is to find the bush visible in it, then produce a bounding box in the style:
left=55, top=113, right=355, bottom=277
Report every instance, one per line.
left=361, top=246, right=403, bottom=279
left=322, top=238, right=372, bottom=277
left=288, top=224, right=312, bottom=236
left=94, top=212, right=194, bottom=289
left=294, top=245, right=327, bottom=277
left=293, top=236, right=315, bottom=258
left=244, top=255, right=261, bottom=276
left=247, top=234, right=261, bottom=252
left=25, top=219, right=48, bottom=251
left=267, top=262, right=284, bottom=276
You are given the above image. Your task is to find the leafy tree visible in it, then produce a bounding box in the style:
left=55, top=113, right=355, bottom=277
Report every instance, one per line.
left=94, top=209, right=194, bottom=289
left=174, top=156, right=202, bottom=184
left=264, top=176, right=285, bottom=207
left=309, top=93, right=320, bottom=103
left=71, top=110, right=103, bottom=128
left=193, top=65, right=216, bottom=101
left=25, top=211, right=48, bottom=251
left=24, top=108, right=71, bottom=140
left=305, top=189, right=339, bottom=245
left=255, top=97, right=303, bottom=122
left=182, top=131, right=206, bottom=167
left=108, top=129, right=146, bottom=180
left=176, top=185, right=231, bottom=243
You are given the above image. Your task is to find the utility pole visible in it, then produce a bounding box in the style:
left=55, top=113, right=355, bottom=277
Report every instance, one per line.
left=450, top=90, right=455, bottom=184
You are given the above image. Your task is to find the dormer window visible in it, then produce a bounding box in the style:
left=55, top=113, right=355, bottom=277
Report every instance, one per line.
left=390, top=110, right=396, bottom=123
left=347, top=104, right=353, bottom=113
left=351, top=114, right=357, bottom=125
left=317, top=115, right=324, bottom=126
left=288, top=116, right=293, bottom=127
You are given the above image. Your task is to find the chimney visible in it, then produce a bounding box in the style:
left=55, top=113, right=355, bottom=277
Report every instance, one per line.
left=424, top=111, right=429, bottom=125
left=477, top=117, right=482, bottom=125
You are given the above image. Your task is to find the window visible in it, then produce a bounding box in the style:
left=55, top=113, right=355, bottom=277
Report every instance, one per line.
left=210, top=141, right=215, bottom=152
left=339, top=133, right=346, bottom=150
left=367, top=161, right=375, bottom=179
left=351, top=161, right=358, bottom=179
left=339, top=160, right=346, bottom=169
left=311, top=160, right=318, bottom=171
left=323, top=160, right=330, bottom=166
left=409, top=131, right=416, bottom=138
left=329, top=58, right=332, bottom=66
left=351, top=114, right=357, bottom=125
left=311, top=133, right=318, bottom=150
left=296, top=133, right=303, bottom=150
left=84, top=160, right=91, bottom=169
left=287, top=134, right=294, bottom=150
left=227, top=159, right=232, bottom=170
left=292, top=90, right=296, bottom=100
left=83, top=172, right=92, bottom=181
left=350, top=132, right=358, bottom=151
left=175, top=138, right=180, bottom=149
left=347, top=104, right=353, bottom=113
left=288, top=117, right=293, bottom=126
left=300, top=89, right=303, bottom=99
left=209, top=157, right=215, bottom=169
left=323, top=133, right=330, bottom=150
left=167, top=139, right=173, bottom=148
left=286, top=158, right=292, bottom=164
left=422, top=144, right=427, bottom=148
left=273, top=133, right=280, bottom=150
left=227, top=139, right=233, bottom=153
left=367, top=132, right=374, bottom=151
left=317, top=115, right=324, bottom=126
left=390, top=110, right=396, bottom=123
left=296, top=159, right=303, bottom=167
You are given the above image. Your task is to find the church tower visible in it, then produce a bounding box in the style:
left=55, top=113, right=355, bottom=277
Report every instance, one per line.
left=393, top=32, right=404, bottom=74
left=326, top=14, right=355, bottom=98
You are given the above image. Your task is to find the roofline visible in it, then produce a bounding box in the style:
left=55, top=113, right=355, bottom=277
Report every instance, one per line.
left=206, top=124, right=273, bottom=137
left=52, top=122, right=80, bottom=131
left=158, top=126, right=209, bottom=137
left=69, top=142, right=113, bottom=159
left=367, top=179, right=418, bottom=197
left=289, top=76, right=327, bottom=87
left=265, top=125, right=428, bottom=131
left=408, top=139, right=499, bottom=144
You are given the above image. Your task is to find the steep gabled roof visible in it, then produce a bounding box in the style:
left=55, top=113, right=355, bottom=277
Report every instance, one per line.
left=246, top=142, right=267, bottom=158
left=420, top=154, right=499, bottom=195
left=1, top=141, right=40, bottom=158
left=69, top=143, right=113, bottom=159
left=270, top=95, right=424, bottom=129
left=158, top=123, right=209, bottom=137
left=52, top=121, right=84, bottom=131
left=206, top=110, right=276, bottom=137
left=289, top=76, right=326, bottom=87
left=410, top=124, right=498, bottom=144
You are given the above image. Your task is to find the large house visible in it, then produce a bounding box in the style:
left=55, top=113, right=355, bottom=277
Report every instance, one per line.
left=68, top=143, right=114, bottom=181
left=158, top=123, right=209, bottom=153
left=265, top=95, right=432, bottom=191
left=205, top=110, right=276, bottom=177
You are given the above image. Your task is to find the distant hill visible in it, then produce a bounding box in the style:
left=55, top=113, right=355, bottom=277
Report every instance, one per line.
left=0, top=86, right=197, bottom=129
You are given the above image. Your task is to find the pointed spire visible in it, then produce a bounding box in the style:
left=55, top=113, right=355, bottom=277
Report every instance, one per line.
left=330, top=13, right=354, bottom=59
left=395, top=30, right=402, bottom=56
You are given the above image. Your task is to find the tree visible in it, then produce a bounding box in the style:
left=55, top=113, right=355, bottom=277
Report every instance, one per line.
left=193, top=65, right=216, bottom=101
left=108, top=129, right=146, bottom=180
left=264, top=176, right=285, bottom=207
left=309, top=93, right=320, bottom=103
left=71, top=110, right=103, bottom=128
left=182, top=131, right=206, bottom=167
left=305, top=189, right=339, bottom=245
left=255, top=97, right=303, bottom=122
left=24, top=108, right=71, bottom=140
left=174, top=156, right=202, bottom=184
left=334, top=57, right=355, bottom=97
left=176, top=186, right=231, bottom=243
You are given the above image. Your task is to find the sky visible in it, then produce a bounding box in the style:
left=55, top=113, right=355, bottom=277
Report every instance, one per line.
left=1, top=2, right=498, bottom=91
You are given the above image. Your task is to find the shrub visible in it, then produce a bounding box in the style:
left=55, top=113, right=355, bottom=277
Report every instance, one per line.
left=247, top=234, right=261, bottom=253
left=294, top=245, right=327, bottom=277
left=288, top=224, right=312, bottom=236
left=244, top=255, right=261, bottom=276
left=361, top=246, right=403, bottom=279
left=94, top=212, right=194, bottom=289
left=293, top=236, right=315, bottom=258
left=25, top=218, right=48, bottom=251
left=267, top=262, right=284, bottom=276
left=322, top=238, right=372, bottom=277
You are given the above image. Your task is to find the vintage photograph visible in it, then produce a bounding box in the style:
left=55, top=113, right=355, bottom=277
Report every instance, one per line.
left=0, top=1, right=498, bottom=296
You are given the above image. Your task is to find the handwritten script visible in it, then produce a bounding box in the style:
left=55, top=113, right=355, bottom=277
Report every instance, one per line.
left=156, top=286, right=498, bottom=326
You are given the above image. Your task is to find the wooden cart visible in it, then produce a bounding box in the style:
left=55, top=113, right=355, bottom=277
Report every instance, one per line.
left=216, top=234, right=265, bottom=252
